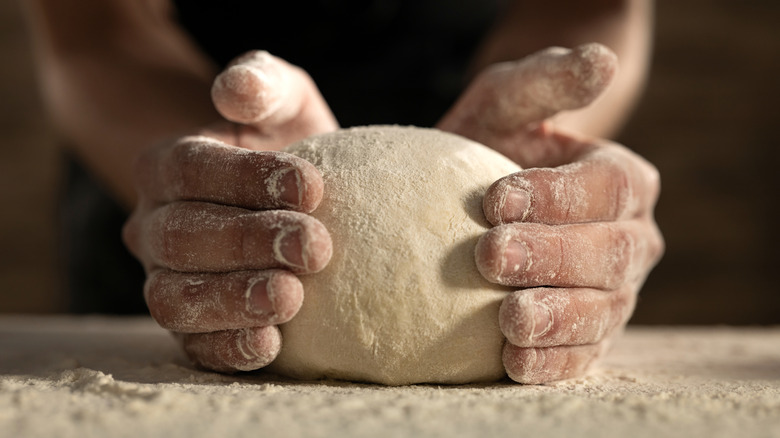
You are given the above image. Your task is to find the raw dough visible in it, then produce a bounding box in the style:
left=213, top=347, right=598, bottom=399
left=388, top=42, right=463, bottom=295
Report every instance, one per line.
left=266, top=126, right=521, bottom=385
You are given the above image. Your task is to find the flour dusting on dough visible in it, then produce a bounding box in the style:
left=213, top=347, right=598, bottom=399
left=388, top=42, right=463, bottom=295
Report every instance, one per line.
left=266, top=126, right=522, bottom=385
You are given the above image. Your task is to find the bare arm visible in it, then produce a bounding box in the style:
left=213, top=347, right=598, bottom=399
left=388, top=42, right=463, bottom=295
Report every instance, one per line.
left=24, top=0, right=219, bottom=207
left=26, top=1, right=339, bottom=371
left=470, top=0, right=653, bottom=138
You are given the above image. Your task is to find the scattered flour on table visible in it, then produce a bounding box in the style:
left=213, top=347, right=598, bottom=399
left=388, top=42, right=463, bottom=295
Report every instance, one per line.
left=1, top=318, right=780, bottom=438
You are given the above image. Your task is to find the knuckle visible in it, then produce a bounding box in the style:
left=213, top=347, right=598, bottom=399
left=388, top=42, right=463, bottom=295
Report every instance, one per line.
left=624, top=148, right=662, bottom=209
left=156, top=224, right=179, bottom=268
left=638, top=158, right=662, bottom=206
left=605, top=160, right=632, bottom=220
left=165, top=138, right=213, bottom=200
left=607, top=226, right=635, bottom=288
left=169, top=137, right=206, bottom=176
left=145, top=271, right=212, bottom=332
left=151, top=204, right=194, bottom=269
left=649, top=223, right=666, bottom=263
left=479, top=62, right=508, bottom=91
left=611, top=288, right=638, bottom=326
left=596, top=145, right=652, bottom=219
left=645, top=161, right=661, bottom=193
left=143, top=272, right=172, bottom=327
left=180, top=333, right=230, bottom=372
left=513, top=168, right=559, bottom=223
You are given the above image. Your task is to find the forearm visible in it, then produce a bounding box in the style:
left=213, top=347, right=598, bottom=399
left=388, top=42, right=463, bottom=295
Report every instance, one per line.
left=24, top=0, right=219, bottom=208
left=471, top=0, right=654, bottom=138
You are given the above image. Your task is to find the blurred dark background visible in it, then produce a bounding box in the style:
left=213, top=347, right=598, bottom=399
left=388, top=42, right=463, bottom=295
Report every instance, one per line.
left=1, top=1, right=778, bottom=324
left=620, top=0, right=780, bottom=324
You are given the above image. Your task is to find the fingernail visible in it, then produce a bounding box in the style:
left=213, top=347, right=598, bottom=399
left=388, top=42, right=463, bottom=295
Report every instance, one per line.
left=274, top=227, right=306, bottom=270
left=235, top=326, right=282, bottom=369
left=278, top=167, right=302, bottom=207
left=500, top=188, right=530, bottom=223
left=501, top=240, right=528, bottom=278
left=247, top=278, right=275, bottom=315
left=533, top=302, right=553, bottom=338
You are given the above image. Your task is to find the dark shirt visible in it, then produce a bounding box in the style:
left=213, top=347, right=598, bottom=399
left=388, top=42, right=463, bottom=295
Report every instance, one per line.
left=64, top=0, right=501, bottom=314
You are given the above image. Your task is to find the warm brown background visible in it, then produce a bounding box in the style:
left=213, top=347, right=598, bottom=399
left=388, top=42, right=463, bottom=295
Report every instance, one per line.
left=1, top=1, right=778, bottom=324
left=1, top=1, right=60, bottom=313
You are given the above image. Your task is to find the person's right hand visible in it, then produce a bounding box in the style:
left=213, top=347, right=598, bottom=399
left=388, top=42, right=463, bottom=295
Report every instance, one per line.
left=438, top=44, right=663, bottom=384
left=123, top=51, right=337, bottom=372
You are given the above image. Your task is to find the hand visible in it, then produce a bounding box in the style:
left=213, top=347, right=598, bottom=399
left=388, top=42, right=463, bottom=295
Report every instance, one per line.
left=438, top=44, right=664, bottom=384
left=123, top=51, right=337, bottom=372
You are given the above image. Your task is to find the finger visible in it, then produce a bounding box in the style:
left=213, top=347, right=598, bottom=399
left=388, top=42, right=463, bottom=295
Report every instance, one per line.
left=212, top=51, right=306, bottom=125
left=475, top=220, right=664, bottom=290
left=499, top=286, right=636, bottom=349
left=142, top=202, right=332, bottom=273
left=134, top=136, right=323, bottom=212
left=503, top=341, right=606, bottom=384
left=210, top=50, right=338, bottom=145
left=180, top=326, right=281, bottom=372
left=145, top=269, right=303, bottom=333
left=438, top=43, right=617, bottom=140
left=483, top=141, right=661, bottom=225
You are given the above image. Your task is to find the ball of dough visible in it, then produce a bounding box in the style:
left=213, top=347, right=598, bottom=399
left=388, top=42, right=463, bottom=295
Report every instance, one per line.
left=266, top=126, right=521, bottom=385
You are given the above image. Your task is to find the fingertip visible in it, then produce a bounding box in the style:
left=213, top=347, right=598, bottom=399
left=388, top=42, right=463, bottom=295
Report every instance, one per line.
left=155, top=138, right=324, bottom=210
left=483, top=175, right=531, bottom=225
left=304, top=217, right=333, bottom=271
left=212, top=62, right=281, bottom=124
left=499, top=292, right=553, bottom=347
left=277, top=167, right=303, bottom=207
left=265, top=157, right=324, bottom=212
left=529, top=43, right=618, bottom=111
left=499, top=293, right=526, bottom=344
left=482, top=179, right=505, bottom=226
left=303, top=219, right=333, bottom=273
left=475, top=227, right=515, bottom=284
left=248, top=151, right=325, bottom=212
left=212, top=50, right=304, bottom=127
left=264, top=270, right=304, bottom=323
left=476, top=222, right=532, bottom=286
left=273, top=215, right=332, bottom=274
left=475, top=229, right=501, bottom=282
left=291, top=159, right=325, bottom=213
left=503, top=343, right=600, bottom=384
left=503, top=343, right=542, bottom=384
left=246, top=272, right=303, bottom=323
left=572, top=43, right=618, bottom=68
left=569, top=42, right=619, bottom=99
left=183, top=326, right=283, bottom=373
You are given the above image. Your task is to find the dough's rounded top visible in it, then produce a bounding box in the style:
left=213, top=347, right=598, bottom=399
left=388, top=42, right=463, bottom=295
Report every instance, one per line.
left=267, top=125, right=521, bottom=385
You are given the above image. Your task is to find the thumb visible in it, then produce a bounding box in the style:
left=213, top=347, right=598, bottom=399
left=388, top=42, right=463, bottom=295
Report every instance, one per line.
left=438, top=43, right=617, bottom=138
left=210, top=51, right=338, bottom=147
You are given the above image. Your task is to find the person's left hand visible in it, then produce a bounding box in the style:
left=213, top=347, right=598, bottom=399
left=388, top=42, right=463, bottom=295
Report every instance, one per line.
left=437, top=43, right=664, bottom=384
